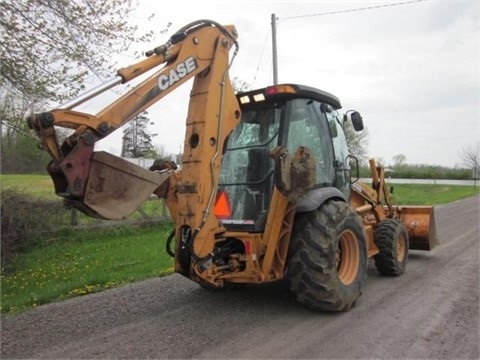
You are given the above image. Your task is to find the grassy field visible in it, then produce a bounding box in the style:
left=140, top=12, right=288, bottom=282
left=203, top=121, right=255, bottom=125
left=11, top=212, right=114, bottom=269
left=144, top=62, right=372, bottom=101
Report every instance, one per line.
left=389, top=183, right=479, bottom=205
left=0, top=174, right=169, bottom=225
left=1, top=224, right=174, bottom=314
left=2, top=174, right=478, bottom=205
left=1, top=174, right=479, bottom=315
left=1, top=174, right=57, bottom=199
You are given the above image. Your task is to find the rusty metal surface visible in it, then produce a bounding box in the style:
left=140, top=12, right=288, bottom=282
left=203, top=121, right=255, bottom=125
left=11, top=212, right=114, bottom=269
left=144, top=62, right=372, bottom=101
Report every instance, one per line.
left=399, top=206, right=437, bottom=250
left=82, top=152, right=172, bottom=220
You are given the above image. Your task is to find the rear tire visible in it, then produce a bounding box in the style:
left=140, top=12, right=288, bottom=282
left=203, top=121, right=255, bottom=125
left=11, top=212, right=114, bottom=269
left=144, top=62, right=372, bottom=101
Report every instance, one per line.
left=374, top=219, right=409, bottom=276
left=288, top=200, right=367, bottom=312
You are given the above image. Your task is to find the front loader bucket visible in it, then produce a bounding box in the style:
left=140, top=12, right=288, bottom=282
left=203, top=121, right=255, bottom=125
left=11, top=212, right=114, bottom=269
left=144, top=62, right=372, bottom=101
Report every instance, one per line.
left=81, top=151, right=171, bottom=220
left=399, top=206, right=438, bottom=251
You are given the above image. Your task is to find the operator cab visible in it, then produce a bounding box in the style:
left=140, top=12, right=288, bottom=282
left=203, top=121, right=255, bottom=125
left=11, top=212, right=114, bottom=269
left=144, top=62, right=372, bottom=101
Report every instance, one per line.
left=216, top=84, right=362, bottom=232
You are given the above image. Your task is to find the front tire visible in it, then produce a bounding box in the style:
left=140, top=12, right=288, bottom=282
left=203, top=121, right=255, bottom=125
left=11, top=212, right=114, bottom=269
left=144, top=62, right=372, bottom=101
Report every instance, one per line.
left=374, top=219, right=409, bottom=276
left=288, top=200, right=367, bottom=312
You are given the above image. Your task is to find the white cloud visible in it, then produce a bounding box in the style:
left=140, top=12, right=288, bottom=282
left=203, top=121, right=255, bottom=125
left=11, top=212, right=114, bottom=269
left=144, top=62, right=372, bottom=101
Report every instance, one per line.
left=94, top=0, right=479, bottom=167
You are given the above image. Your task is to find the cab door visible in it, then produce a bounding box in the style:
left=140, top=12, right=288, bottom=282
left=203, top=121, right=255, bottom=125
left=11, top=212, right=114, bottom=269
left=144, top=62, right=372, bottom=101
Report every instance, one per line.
left=284, top=98, right=335, bottom=188
left=323, top=105, right=351, bottom=199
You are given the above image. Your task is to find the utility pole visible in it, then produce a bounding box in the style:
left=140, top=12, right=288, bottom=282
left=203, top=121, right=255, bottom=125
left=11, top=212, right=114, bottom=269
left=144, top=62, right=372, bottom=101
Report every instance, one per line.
left=271, top=13, right=279, bottom=85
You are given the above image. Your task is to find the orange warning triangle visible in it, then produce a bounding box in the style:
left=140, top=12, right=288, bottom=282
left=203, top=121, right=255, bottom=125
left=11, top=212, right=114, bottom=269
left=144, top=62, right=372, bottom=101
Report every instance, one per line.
left=214, top=191, right=231, bottom=219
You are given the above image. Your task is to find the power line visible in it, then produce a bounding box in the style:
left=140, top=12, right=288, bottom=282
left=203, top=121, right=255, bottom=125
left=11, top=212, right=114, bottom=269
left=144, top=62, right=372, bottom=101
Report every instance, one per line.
left=271, top=0, right=428, bottom=83
left=252, top=25, right=272, bottom=87
left=281, top=0, right=428, bottom=21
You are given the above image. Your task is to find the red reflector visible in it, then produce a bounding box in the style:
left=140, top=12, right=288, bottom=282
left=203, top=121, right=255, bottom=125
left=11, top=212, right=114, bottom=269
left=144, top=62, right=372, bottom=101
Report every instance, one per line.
left=265, top=86, right=278, bottom=95
left=214, top=191, right=232, bottom=219
left=245, top=240, right=251, bottom=255
left=266, top=85, right=297, bottom=95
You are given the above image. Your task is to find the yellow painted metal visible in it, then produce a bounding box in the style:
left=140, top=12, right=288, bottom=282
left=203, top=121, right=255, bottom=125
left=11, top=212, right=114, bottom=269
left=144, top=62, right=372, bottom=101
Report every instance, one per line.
left=218, top=232, right=265, bottom=283
left=177, top=26, right=241, bottom=260
left=364, top=225, right=379, bottom=258
left=213, top=189, right=295, bottom=284
left=352, top=158, right=436, bottom=252
left=261, top=189, right=295, bottom=280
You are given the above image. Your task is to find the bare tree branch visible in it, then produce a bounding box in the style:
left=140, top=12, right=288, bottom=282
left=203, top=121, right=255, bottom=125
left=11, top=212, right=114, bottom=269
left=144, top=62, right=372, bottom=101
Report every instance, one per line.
left=459, top=143, right=480, bottom=178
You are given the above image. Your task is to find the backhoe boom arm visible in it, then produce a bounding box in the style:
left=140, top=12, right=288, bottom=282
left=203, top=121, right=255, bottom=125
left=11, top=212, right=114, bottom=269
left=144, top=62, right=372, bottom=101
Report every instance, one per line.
left=26, top=20, right=240, bottom=224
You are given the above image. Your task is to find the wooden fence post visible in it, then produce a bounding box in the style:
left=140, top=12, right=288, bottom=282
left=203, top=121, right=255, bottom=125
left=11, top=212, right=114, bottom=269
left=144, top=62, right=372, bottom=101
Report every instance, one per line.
left=70, top=208, right=78, bottom=226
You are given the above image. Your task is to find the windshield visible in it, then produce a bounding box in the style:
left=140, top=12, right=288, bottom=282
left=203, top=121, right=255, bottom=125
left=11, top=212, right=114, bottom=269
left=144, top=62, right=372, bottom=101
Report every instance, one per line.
left=218, top=107, right=280, bottom=230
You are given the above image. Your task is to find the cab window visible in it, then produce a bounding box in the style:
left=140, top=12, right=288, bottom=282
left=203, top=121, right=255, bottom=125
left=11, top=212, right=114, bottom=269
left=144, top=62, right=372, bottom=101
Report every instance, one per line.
left=285, top=99, right=335, bottom=187
left=325, top=108, right=351, bottom=197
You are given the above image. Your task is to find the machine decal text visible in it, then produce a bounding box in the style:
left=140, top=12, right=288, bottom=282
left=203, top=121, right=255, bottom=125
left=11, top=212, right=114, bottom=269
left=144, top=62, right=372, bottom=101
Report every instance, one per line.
left=157, top=57, right=198, bottom=91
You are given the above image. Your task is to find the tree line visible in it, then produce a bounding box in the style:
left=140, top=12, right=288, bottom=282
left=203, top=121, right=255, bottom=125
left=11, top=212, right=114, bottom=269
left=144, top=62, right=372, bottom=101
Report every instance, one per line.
left=358, top=163, right=474, bottom=180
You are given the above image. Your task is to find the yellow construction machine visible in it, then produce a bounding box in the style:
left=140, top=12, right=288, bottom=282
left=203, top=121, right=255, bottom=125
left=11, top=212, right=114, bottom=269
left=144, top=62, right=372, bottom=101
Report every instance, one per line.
left=27, top=20, right=436, bottom=311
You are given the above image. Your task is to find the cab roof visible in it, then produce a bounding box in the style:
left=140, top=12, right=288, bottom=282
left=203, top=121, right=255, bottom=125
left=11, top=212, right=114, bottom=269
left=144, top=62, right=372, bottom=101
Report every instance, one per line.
left=237, top=83, right=342, bottom=110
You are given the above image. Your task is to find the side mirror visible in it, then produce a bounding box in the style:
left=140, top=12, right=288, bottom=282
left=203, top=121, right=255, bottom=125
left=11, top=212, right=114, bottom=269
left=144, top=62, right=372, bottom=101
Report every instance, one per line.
left=351, top=111, right=364, bottom=131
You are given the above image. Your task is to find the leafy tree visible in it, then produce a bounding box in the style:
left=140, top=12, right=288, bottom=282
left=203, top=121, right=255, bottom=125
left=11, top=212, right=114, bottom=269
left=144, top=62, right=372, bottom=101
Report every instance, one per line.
left=146, top=144, right=168, bottom=160
left=0, top=84, right=39, bottom=148
left=344, top=120, right=369, bottom=163
left=0, top=0, right=166, bottom=102
left=1, top=130, right=51, bottom=173
left=121, top=111, right=157, bottom=158
left=0, top=84, right=51, bottom=173
left=0, top=0, right=171, bottom=172
left=232, top=77, right=252, bottom=93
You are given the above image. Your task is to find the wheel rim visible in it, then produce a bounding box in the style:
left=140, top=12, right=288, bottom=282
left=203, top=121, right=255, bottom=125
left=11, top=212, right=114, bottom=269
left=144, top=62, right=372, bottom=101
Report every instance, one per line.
left=396, top=233, right=407, bottom=262
left=337, top=230, right=360, bottom=286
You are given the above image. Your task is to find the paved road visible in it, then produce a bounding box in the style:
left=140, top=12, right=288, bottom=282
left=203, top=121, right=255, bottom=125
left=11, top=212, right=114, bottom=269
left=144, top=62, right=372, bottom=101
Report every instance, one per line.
left=2, top=196, right=479, bottom=359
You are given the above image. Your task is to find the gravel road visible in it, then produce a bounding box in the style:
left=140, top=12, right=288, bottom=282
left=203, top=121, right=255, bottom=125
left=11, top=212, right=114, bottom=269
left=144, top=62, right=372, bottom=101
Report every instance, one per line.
left=2, top=196, right=479, bottom=359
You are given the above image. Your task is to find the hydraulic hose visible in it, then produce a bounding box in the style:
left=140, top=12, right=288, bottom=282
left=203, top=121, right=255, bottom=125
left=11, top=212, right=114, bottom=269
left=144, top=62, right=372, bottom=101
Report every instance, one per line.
left=166, top=229, right=175, bottom=257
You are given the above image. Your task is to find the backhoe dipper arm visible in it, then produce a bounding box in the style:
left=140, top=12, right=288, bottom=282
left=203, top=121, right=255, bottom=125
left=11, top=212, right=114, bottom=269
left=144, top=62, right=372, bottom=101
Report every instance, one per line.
left=26, top=20, right=241, bottom=231
left=28, top=20, right=238, bottom=158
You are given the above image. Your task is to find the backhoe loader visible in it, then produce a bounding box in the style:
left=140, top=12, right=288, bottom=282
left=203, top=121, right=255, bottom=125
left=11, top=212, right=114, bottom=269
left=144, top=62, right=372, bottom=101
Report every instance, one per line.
left=27, top=20, right=436, bottom=311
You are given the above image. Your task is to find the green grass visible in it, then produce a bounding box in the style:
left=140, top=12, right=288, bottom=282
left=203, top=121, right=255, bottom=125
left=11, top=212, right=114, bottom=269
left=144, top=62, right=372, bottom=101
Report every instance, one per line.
left=389, top=184, right=480, bottom=205
left=1, top=174, right=55, bottom=199
left=0, top=174, right=169, bottom=224
left=1, top=224, right=174, bottom=314
left=1, top=175, right=479, bottom=315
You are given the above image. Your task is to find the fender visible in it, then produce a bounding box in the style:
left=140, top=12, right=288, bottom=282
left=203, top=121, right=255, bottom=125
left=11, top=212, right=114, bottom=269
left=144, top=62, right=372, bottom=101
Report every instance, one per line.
left=296, top=187, right=347, bottom=213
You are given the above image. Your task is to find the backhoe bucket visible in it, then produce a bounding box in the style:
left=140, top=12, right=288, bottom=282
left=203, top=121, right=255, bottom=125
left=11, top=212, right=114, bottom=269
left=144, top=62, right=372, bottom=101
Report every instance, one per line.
left=82, top=151, right=171, bottom=220
left=398, top=206, right=437, bottom=251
